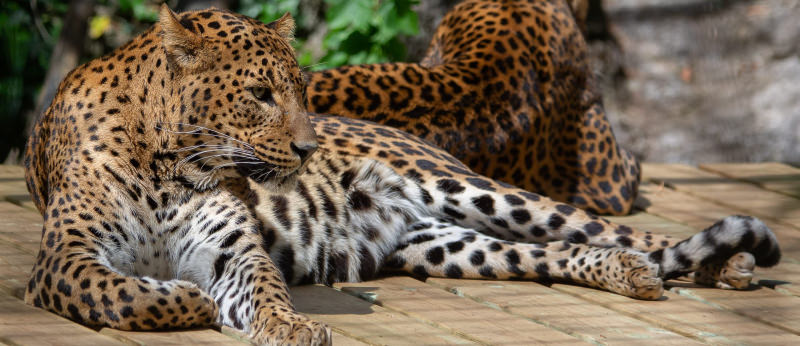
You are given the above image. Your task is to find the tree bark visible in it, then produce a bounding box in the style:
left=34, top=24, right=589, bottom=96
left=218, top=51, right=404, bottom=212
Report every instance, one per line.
left=28, top=0, right=92, bottom=133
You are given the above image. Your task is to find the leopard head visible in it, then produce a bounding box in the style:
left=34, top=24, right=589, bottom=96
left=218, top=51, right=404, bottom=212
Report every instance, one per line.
left=158, top=5, right=317, bottom=190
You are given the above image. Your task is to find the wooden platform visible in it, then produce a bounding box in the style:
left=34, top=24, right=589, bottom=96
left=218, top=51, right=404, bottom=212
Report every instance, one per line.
left=1, top=163, right=799, bottom=345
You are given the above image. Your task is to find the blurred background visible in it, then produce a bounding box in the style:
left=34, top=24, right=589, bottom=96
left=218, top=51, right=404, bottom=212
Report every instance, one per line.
left=1, top=0, right=798, bottom=165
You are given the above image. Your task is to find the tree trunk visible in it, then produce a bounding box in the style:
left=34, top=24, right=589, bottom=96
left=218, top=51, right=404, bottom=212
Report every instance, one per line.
left=28, top=0, right=92, bottom=133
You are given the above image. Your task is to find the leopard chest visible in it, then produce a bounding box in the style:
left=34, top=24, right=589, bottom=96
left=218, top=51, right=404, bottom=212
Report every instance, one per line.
left=97, top=184, right=244, bottom=283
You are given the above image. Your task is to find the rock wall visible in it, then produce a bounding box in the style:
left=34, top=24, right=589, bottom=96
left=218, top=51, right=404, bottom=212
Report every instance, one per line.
left=600, top=0, right=800, bottom=163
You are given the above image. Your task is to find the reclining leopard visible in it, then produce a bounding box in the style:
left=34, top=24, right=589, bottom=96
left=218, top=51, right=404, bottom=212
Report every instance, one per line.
left=307, top=0, right=639, bottom=215
left=23, top=4, right=780, bottom=345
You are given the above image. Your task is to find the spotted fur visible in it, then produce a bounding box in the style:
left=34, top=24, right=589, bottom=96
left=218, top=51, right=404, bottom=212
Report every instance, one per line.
left=24, top=3, right=780, bottom=346
left=307, top=0, right=639, bottom=215
left=257, top=116, right=780, bottom=298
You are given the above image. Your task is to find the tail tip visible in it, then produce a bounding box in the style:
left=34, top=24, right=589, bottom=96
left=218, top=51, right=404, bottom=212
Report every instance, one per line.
left=743, top=216, right=781, bottom=267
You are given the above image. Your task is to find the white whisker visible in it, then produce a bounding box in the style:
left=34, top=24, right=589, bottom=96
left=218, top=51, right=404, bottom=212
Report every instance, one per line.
left=157, top=122, right=254, bottom=149
left=175, top=144, right=253, bottom=155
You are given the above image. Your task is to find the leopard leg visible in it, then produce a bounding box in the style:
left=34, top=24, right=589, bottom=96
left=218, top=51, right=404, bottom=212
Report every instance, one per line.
left=384, top=218, right=664, bottom=300
left=419, top=169, right=780, bottom=289
left=25, top=194, right=218, bottom=330
left=174, top=191, right=330, bottom=345
left=692, top=252, right=755, bottom=289
left=419, top=171, right=683, bottom=249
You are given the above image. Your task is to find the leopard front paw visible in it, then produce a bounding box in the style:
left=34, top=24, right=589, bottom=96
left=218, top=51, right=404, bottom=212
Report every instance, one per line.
left=146, top=279, right=219, bottom=329
left=693, top=252, right=755, bottom=289
left=604, top=250, right=664, bottom=300
left=249, top=305, right=331, bottom=346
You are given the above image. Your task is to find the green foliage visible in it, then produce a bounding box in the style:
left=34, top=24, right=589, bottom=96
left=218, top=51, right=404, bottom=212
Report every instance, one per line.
left=0, top=0, right=66, bottom=161
left=118, top=0, right=159, bottom=22
left=319, top=0, right=419, bottom=70
left=89, top=0, right=159, bottom=50
left=240, top=0, right=302, bottom=23
left=240, top=0, right=420, bottom=70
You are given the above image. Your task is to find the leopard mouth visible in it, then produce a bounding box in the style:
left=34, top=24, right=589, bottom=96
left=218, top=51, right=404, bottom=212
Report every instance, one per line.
left=235, top=161, right=280, bottom=183
left=234, top=160, right=299, bottom=186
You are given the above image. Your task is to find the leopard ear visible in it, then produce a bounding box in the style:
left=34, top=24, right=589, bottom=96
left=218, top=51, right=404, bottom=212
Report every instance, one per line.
left=567, top=0, right=589, bottom=33
left=266, top=12, right=295, bottom=42
left=159, top=4, right=209, bottom=71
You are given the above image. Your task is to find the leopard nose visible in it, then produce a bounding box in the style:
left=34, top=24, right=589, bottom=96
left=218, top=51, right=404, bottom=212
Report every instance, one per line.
left=290, top=141, right=318, bottom=162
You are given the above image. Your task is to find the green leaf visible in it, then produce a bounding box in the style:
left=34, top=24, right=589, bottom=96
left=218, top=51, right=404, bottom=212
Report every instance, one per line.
left=272, top=0, right=421, bottom=69
left=326, top=51, right=350, bottom=67
left=322, top=29, right=352, bottom=49
left=326, top=0, right=373, bottom=32
left=89, top=15, right=111, bottom=39
left=132, top=3, right=159, bottom=22
left=338, top=30, right=375, bottom=55
left=297, top=50, right=313, bottom=67
left=382, top=37, right=407, bottom=61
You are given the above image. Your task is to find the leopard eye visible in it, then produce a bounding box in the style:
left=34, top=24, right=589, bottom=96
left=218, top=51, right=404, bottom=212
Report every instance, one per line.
left=249, top=87, right=275, bottom=106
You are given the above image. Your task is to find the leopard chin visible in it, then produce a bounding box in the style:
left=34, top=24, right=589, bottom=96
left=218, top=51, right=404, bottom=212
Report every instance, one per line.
left=261, top=152, right=317, bottom=194
left=258, top=171, right=300, bottom=195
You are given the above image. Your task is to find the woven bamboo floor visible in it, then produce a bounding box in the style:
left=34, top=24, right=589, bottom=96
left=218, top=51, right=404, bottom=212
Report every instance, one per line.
left=1, top=163, right=799, bottom=345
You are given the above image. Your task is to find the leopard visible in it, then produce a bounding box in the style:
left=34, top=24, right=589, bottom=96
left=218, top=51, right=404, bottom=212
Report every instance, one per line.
left=307, top=0, right=639, bottom=215
left=23, top=3, right=780, bottom=346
